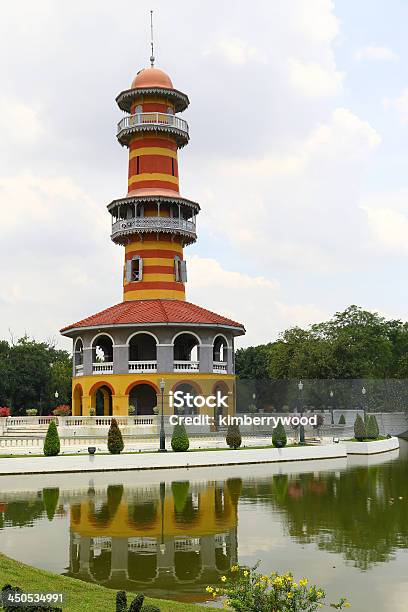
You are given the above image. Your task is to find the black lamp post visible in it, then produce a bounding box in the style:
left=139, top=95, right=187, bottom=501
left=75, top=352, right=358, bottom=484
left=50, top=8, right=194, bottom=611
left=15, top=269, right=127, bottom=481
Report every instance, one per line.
left=329, top=389, right=334, bottom=425
left=298, top=380, right=305, bottom=444
left=159, top=481, right=166, bottom=554
left=362, top=386, right=367, bottom=421
left=159, top=378, right=167, bottom=452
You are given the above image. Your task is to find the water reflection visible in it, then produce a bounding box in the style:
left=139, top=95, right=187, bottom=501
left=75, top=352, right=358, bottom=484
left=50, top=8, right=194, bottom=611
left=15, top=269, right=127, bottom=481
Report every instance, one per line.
left=0, top=447, right=407, bottom=605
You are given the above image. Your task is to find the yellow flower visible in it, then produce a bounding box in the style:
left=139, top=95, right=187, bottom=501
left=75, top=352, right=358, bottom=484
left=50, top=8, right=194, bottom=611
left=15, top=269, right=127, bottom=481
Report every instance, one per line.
left=243, top=570, right=249, bottom=577
left=299, top=578, right=308, bottom=587
left=287, top=592, right=294, bottom=599
left=293, top=582, right=298, bottom=588
left=231, top=565, right=239, bottom=572
left=345, top=604, right=351, bottom=608
left=316, top=591, right=323, bottom=598
left=206, top=586, right=213, bottom=593
left=221, top=576, right=227, bottom=582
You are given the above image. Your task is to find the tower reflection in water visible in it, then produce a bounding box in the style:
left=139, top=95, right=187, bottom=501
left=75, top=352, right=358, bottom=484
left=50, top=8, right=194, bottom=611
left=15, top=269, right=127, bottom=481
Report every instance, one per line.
left=67, top=479, right=240, bottom=601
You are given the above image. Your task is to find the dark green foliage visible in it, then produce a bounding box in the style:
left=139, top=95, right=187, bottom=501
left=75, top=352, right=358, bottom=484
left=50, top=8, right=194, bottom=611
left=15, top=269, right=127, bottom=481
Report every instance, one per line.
left=171, top=481, right=190, bottom=512
left=272, top=421, right=287, bottom=447
left=129, top=593, right=145, bottom=612
left=171, top=422, right=189, bottom=452
left=366, top=415, right=378, bottom=440
left=372, top=414, right=380, bottom=437
left=116, top=590, right=127, bottom=612
left=43, top=421, right=60, bottom=456
left=338, top=414, right=346, bottom=425
left=1, top=584, right=62, bottom=611
left=226, top=424, right=242, bottom=449
left=226, top=478, right=243, bottom=505
left=141, top=606, right=161, bottom=612
left=108, top=418, right=124, bottom=454
left=354, top=414, right=366, bottom=441
left=42, top=488, right=59, bottom=521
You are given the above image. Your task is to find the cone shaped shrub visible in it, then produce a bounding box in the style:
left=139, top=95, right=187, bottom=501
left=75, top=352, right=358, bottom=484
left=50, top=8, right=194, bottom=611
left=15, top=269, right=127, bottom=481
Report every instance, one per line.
left=338, top=414, right=346, bottom=425
left=171, top=422, right=189, bottom=451
left=372, top=414, right=380, bottom=438
left=129, top=593, right=145, bottom=612
left=226, top=424, right=242, bottom=449
left=116, top=591, right=127, bottom=612
left=272, top=421, right=287, bottom=447
left=108, top=418, right=124, bottom=454
left=43, top=488, right=59, bottom=521
left=43, top=421, right=60, bottom=456
left=354, top=414, right=366, bottom=441
left=171, top=481, right=190, bottom=512
left=366, top=415, right=377, bottom=439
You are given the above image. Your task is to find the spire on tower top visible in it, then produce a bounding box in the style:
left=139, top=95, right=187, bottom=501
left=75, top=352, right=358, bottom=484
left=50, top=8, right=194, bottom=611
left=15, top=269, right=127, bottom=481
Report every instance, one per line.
left=149, top=10, right=155, bottom=68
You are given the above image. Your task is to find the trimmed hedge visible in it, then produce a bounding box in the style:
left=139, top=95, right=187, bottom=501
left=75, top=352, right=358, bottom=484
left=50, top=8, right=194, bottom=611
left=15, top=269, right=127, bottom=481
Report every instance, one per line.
left=42, top=488, right=59, bottom=521
left=43, top=421, right=60, bottom=457
left=171, top=423, right=189, bottom=452
left=272, top=421, right=287, bottom=447
left=366, top=415, right=379, bottom=439
left=354, top=414, right=366, bottom=441
left=338, top=414, right=346, bottom=425
left=116, top=591, right=127, bottom=612
left=226, top=424, right=242, bottom=449
left=2, top=583, right=62, bottom=611
left=108, top=418, right=124, bottom=454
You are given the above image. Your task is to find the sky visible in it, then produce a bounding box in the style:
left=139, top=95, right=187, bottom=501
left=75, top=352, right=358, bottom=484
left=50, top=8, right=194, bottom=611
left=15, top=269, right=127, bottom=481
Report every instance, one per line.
left=1, top=0, right=408, bottom=350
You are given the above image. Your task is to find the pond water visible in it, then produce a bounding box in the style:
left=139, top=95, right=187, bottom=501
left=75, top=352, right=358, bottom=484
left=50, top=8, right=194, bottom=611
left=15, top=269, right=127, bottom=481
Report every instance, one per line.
left=1, top=443, right=408, bottom=611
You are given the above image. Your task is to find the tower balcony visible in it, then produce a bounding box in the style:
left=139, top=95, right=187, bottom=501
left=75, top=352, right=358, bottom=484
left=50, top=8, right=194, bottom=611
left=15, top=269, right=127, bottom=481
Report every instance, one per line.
left=117, top=112, right=189, bottom=147
left=111, top=215, right=197, bottom=245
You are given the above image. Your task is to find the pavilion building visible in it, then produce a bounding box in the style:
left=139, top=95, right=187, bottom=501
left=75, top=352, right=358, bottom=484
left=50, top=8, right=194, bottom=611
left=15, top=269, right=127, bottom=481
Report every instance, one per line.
left=60, top=61, right=245, bottom=418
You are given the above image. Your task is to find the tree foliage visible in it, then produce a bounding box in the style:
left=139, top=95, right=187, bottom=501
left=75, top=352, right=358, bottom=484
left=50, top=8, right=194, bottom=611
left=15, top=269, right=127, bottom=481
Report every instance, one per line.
left=171, top=423, right=190, bottom=452
left=43, top=421, right=60, bottom=456
left=272, top=421, right=287, bottom=447
left=108, top=419, right=124, bottom=454
left=226, top=424, right=242, bottom=449
left=354, top=414, right=366, bottom=441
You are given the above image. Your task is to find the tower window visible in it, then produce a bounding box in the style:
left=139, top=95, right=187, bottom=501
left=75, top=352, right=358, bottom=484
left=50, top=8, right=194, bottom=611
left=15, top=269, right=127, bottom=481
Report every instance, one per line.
left=136, top=156, right=140, bottom=174
left=174, top=257, right=187, bottom=282
left=126, top=256, right=143, bottom=282
left=171, top=158, right=175, bottom=176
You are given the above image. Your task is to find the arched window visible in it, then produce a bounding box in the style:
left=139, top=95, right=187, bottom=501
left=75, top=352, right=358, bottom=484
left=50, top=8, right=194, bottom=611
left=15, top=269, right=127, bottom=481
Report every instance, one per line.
left=126, top=256, right=143, bottom=282
left=135, top=104, right=142, bottom=114
left=174, top=256, right=187, bottom=282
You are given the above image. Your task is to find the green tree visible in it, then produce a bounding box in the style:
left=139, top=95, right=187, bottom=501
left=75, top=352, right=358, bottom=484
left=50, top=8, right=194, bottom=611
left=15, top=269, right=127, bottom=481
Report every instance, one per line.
left=171, top=423, right=189, bottom=451
left=366, top=415, right=378, bottom=440
left=43, top=421, right=60, bottom=456
left=226, top=424, right=242, bottom=449
left=42, top=488, right=60, bottom=521
left=354, top=414, right=366, bottom=441
left=108, top=418, right=124, bottom=454
left=338, top=414, right=346, bottom=425
left=272, top=421, right=287, bottom=447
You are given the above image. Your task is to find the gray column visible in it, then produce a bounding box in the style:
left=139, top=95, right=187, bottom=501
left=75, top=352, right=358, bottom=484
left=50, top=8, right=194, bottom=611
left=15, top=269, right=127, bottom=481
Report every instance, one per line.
left=79, top=536, right=91, bottom=572
left=82, top=347, right=93, bottom=376
left=226, top=347, right=234, bottom=374
left=110, top=537, right=129, bottom=580
left=201, top=535, right=216, bottom=568
left=157, top=344, right=173, bottom=373
left=157, top=537, right=175, bottom=569
left=199, top=344, right=212, bottom=373
left=114, top=345, right=129, bottom=374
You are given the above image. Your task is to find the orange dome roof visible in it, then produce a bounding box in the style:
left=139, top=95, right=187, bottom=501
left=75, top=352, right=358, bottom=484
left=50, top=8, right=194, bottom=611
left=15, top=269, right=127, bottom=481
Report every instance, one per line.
left=131, top=67, right=173, bottom=89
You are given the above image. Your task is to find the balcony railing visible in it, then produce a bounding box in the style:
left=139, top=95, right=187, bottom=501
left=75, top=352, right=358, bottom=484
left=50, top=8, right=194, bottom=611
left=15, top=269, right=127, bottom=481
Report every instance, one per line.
left=117, top=112, right=189, bottom=144
left=213, top=361, right=228, bottom=374
left=93, top=362, right=113, bottom=374
left=174, top=360, right=200, bottom=372
left=112, top=216, right=196, bottom=241
left=129, top=360, right=157, bottom=373
left=75, top=364, right=84, bottom=376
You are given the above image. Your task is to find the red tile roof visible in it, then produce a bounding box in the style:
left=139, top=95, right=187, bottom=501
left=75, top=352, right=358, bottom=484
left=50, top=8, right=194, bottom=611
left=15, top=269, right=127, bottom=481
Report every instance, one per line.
left=61, top=300, right=245, bottom=334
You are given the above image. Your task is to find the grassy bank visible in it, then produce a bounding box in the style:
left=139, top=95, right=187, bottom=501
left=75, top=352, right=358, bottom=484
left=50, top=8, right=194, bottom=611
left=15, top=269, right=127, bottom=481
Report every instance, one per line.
left=0, top=554, right=209, bottom=612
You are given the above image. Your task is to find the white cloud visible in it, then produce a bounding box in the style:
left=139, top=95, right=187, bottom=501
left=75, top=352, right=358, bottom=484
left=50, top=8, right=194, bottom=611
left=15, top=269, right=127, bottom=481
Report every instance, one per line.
left=292, top=0, right=340, bottom=43
left=186, top=255, right=325, bottom=346
left=287, top=57, right=344, bottom=97
left=355, top=45, right=398, bottom=61
left=384, top=88, right=408, bottom=124
left=203, top=37, right=266, bottom=65
left=361, top=192, right=408, bottom=253
left=0, top=97, right=43, bottom=145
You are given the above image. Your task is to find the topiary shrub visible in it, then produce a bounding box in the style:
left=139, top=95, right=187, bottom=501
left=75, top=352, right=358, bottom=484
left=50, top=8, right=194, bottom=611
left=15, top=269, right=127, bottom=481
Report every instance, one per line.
left=171, top=422, right=189, bottom=452
left=354, top=414, right=366, bottom=441
left=171, top=481, right=190, bottom=512
left=226, top=424, right=242, bottom=449
left=141, top=606, right=161, bottom=612
left=372, top=414, right=380, bottom=438
left=129, top=593, right=145, bottom=612
left=366, top=415, right=377, bottom=440
left=43, top=421, right=60, bottom=456
left=1, top=584, right=62, bottom=611
left=338, top=414, right=346, bottom=425
left=108, top=418, right=124, bottom=454
left=272, top=421, right=287, bottom=448
left=116, top=590, right=127, bottom=612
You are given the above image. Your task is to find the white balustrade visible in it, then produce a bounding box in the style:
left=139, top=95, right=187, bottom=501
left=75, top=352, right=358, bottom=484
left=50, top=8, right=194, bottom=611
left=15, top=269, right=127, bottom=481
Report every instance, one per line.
left=129, top=360, right=157, bottom=373
left=112, top=216, right=196, bottom=237
left=117, top=112, right=189, bottom=137
left=174, top=360, right=200, bottom=372
left=213, top=361, right=228, bottom=374
left=92, top=362, right=113, bottom=374
left=75, top=364, right=84, bottom=376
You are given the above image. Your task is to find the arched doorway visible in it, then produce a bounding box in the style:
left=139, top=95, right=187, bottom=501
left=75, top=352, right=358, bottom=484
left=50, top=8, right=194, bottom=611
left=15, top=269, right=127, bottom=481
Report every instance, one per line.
left=173, top=332, right=200, bottom=371
left=92, top=334, right=113, bottom=374
left=172, top=382, right=201, bottom=415
left=128, top=383, right=157, bottom=416
left=90, top=382, right=114, bottom=416
left=73, top=384, right=83, bottom=416
left=74, top=338, right=84, bottom=376
left=213, top=335, right=228, bottom=373
left=128, top=333, right=157, bottom=372
left=212, top=381, right=230, bottom=426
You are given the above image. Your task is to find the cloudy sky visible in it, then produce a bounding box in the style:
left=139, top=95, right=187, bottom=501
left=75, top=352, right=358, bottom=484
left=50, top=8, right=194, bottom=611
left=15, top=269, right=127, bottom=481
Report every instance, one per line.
left=1, top=0, right=408, bottom=350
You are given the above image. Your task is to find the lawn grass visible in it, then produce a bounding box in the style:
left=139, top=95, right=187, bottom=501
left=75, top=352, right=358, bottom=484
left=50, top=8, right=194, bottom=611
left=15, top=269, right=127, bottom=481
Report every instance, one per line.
left=0, top=554, right=210, bottom=612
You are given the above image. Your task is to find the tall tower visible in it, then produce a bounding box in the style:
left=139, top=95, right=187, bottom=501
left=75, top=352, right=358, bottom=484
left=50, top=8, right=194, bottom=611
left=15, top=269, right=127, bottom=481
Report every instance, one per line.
left=110, top=65, right=197, bottom=302
left=61, top=52, right=245, bottom=420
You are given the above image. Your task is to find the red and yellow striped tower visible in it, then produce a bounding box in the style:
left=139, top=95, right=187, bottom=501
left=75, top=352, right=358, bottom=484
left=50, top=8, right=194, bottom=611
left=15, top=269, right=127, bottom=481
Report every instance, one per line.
left=110, top=66, right=198, bottom=302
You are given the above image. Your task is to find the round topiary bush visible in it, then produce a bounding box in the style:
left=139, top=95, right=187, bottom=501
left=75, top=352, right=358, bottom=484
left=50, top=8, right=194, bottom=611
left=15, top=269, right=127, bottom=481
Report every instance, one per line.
left=226, top=424, right=242, bottom=449
left=108, top=418, right=124, bottom=454
left=354, top=414, right=366, bottom=441
left=171, top=423, right=189, bottom=452
left=116, top=590, right=127, bottom=612
left=338, top=414, right=346, bottom=425
left=366, top=415, right=377, bottom=439
left=129, top=593, right=145, bottom=612
left=43, top=421, right=60, bottom=456
left=272, top=421, right=287, bottom=447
